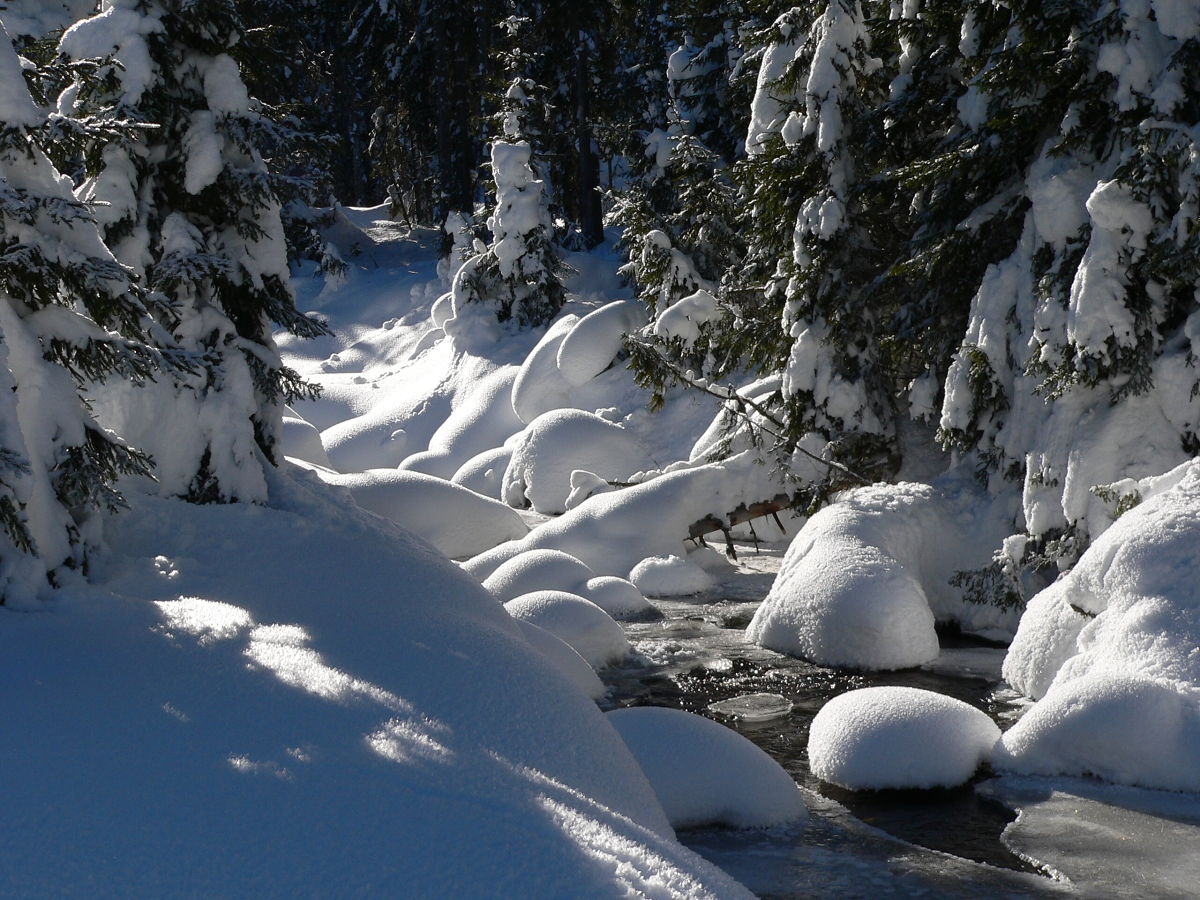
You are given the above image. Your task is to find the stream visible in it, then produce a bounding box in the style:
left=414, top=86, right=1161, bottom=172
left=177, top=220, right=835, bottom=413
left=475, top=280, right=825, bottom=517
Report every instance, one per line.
left=598, top=544, right=1068, bottom=899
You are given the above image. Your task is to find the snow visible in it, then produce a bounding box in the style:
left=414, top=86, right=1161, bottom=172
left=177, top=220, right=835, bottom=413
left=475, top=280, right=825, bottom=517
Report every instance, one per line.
left=511, top=314, right=579, bottom=423
left=302, top=465, right=528, bottom=560
left=1, top=0, right=94, bottom=39
left=281, top=412, right=332, bottom=468
left=747, top=476, right=1018, bottom=670
left=503, top=408, right=656, bottom=514
left=504, top=590, right=631, bottom=669
left=557, top=300, right=647, bottom=387
left=607, top=706, right=808, bottom=830
left=451, top=445, right=512, bottom=498
left=584, top=576, right=655, bottom=620
left=630, top=555, right=716, bottom=597
left=653, top=289, right=720, bottom=347
left=808, top=687, right=1001, bottom=790
left=0, top=464, right=765, bottom=899
left=996, top=459, right=1200, bottom=792
left=514, top=618, right=606, bottom=701
left=482, top=548, right=596, bottom=602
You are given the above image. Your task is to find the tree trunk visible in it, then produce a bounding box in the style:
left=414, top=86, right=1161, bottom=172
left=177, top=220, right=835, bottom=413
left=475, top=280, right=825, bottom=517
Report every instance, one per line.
left=576, top=36, right=603, bottom=248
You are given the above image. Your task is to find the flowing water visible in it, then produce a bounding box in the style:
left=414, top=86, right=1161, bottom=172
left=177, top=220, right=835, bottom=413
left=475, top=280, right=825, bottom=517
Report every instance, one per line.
left=599, top=545, right=1069, bottom=899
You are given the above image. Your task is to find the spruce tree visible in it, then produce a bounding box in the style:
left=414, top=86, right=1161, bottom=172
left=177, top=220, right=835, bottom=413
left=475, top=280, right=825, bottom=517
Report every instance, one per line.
left=59, top=0, right=325, bottom=504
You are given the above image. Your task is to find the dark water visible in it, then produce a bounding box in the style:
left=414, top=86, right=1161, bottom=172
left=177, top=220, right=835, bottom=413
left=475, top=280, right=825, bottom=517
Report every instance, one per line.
left=599, top=599, right=1039, bottom=875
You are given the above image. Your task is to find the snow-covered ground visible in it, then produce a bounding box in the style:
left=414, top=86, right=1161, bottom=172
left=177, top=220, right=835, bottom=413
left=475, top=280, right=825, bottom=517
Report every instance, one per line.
left=9, top=207, right=1199, bottom=897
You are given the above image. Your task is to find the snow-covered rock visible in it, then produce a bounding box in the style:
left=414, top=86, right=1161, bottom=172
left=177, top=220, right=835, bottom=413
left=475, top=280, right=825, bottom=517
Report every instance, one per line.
left=584, top=576, right=655, bottom=620
left=504, top=590, right=631, bottom=669
left=281, top=412, right=331, bottom=469
left=808, top=687, right=1001, bottom=790
left=556, top=300, right=647, bottom=387
left=482, top=549, right=596, bottom=603
left=747, top=478, right=1017, bottom=670
left=305, top=466, right=528, bottom=559
left=629, top=555, right=715, bottom=597
left=503, top=408, right=656, bottom=514
left=511, top=315, right=579, bottom=424
left=607, top=707, right=808, bottom=829
left=996, top=459, right=1200, bottom=792
left=450, top=446, right=513, bottom=499
left=514, top=619, right=606, bottom=701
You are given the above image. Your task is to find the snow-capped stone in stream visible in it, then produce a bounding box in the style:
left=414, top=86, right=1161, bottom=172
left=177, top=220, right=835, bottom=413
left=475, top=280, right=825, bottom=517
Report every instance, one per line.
left=513, top=619, right=606, bottom=700
left=503, top=408, right=655, bottom=514
left=482, top=549, right=596, bottom=603
left=504, top=590, right=631, bottom=669
left=630, top=555, right=715, bottom=597
left=747, top=478, right=1016, bottom=670
left=996, top=459, right=1200, bottom=792
left=583, top=576, right=655, bottom=620
left=607, top=706, right=808, bottom=829
left=808, top=687, right=1001, bottom=790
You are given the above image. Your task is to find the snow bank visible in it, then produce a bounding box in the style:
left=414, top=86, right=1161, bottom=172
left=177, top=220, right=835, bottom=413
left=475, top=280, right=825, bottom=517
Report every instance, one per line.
left=281, top=411, right=331, bottom=468
left=630, top=555, right=715, bottom=597
left=607, top=707, right=808, bottom=829
left=808, top=687, right=1001, bottom=790
left=450, top=446, right=512, bottom=499
left=556, top=300, right=647, bottom=387
left=483, top=549, right=596, bottom=602
left=466, top=450, right=784, bottom=580
left=996, top=459, right=1200, bottom=791
left=503, top=408, right=655, bottom=514
left=307, top=466, right=528, bottom=559
left=747, top=477, right=1017, bottom=670
left=514, top=619, right=606, bottom=701
left=504, top=590, right=631, bottom=669
left=0, top=465, right=760, bottom=899
left=511, top=314, right=579, bottom=423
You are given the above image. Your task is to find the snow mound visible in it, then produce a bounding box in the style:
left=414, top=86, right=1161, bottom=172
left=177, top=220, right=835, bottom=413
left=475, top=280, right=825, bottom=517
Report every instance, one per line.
left=747, top=478, right=1016, bottom=670
left=482, top=549, right=596, bottom=603
left=607, top=707, right=808, bottom=829
left=503, top=408, right=655, bottom=514
left=629, top=555, right=715, bottom=597
left=996, top=459, right=1200, bottom=791
left=466, top=451, right=785, bottom=580
left=556, top=300, right=648, bottom=387
left=514, top=619, right=605, bottom=701
left=504, top=590, right=631, bottom=669
left=281, top=412, right=331, bottom=468
left=511, top=314, right=579, bottom=424
left=308, top=466, right=528, bottom=559
left=584, top=576, right=655, bottom=620
left=399, top=366, right=523, bottom=479
left=808, top=687, right=1001, bottom=790
left=450, top=446, right=512, bottom=499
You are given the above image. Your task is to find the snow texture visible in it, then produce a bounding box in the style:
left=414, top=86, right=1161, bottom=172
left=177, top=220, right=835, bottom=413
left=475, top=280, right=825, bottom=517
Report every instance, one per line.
left=504, top=590, right=631, bottom=669
left=607, top=707, right=808, bottom=829
left=514, top=618, right=606, bottom=701
left=996, top=459, right=1200, bottom=792
left=808, top=687, right=1001, bottom=789
left=557, top=300, right=647, bottom=387
left=503, top=408, right=656, bottom=514
left=748, top=477, right=1017, bottom=670
left=630, top=555, right=716, bottom=597
left=483, top=548, right=596, bottom=603
left=451, top=446, right=513, bottom=499
left=584, top=576, right=655, bottom=620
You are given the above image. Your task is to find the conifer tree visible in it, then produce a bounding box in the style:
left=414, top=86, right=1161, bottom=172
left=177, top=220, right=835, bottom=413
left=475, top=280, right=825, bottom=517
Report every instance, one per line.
left=59, top=0, right=325, bottom=504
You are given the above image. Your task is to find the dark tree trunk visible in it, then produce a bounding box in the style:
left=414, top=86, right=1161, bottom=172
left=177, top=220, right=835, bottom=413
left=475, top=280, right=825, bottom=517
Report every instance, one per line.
left=576, top=36, right=603, bottom=248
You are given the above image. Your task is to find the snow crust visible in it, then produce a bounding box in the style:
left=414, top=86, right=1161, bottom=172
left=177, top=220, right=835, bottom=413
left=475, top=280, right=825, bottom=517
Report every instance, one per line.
left=996, top=459, right=1200, bottom=791
left=607, top=706, right=808, bottom=829
left=504, top=590, right=631, bottom=669
left=748, top=477, right=1017, bottom=669
left=808, top=687, right=1001, bottom=789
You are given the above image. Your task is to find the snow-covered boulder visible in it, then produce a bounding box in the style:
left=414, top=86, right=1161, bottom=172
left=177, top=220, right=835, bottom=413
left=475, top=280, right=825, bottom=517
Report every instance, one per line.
left=747, top=479, right=1016, bottom=670
left=584, top=576, right=655, bottom=620
left=503, top=409, right=656, bottom=514
left=996, top=459, right=1200, bottom=792
left=511, top=314, right=579, bottom=424
left=483, top=549, right=596, bottom=602
left=629, top=555, right=715, bottom=597
left=450, top=446, right=512, bottom=499
left=281, top=412, right=331, bottom=468
left=514, top=619, right=606, bottom=701
left=399, top=366, right=523, bottom=479
left=466, top=450, right=784, bottom=580
left=307, top=466, right=528, bottom=559
left=504, top=590, right=630, bottom=669
left=556, top=300, right=648, bottom=387
left=808, top=687, right=1001, bottom=790
left=607, top=707, right=808, bottom=829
